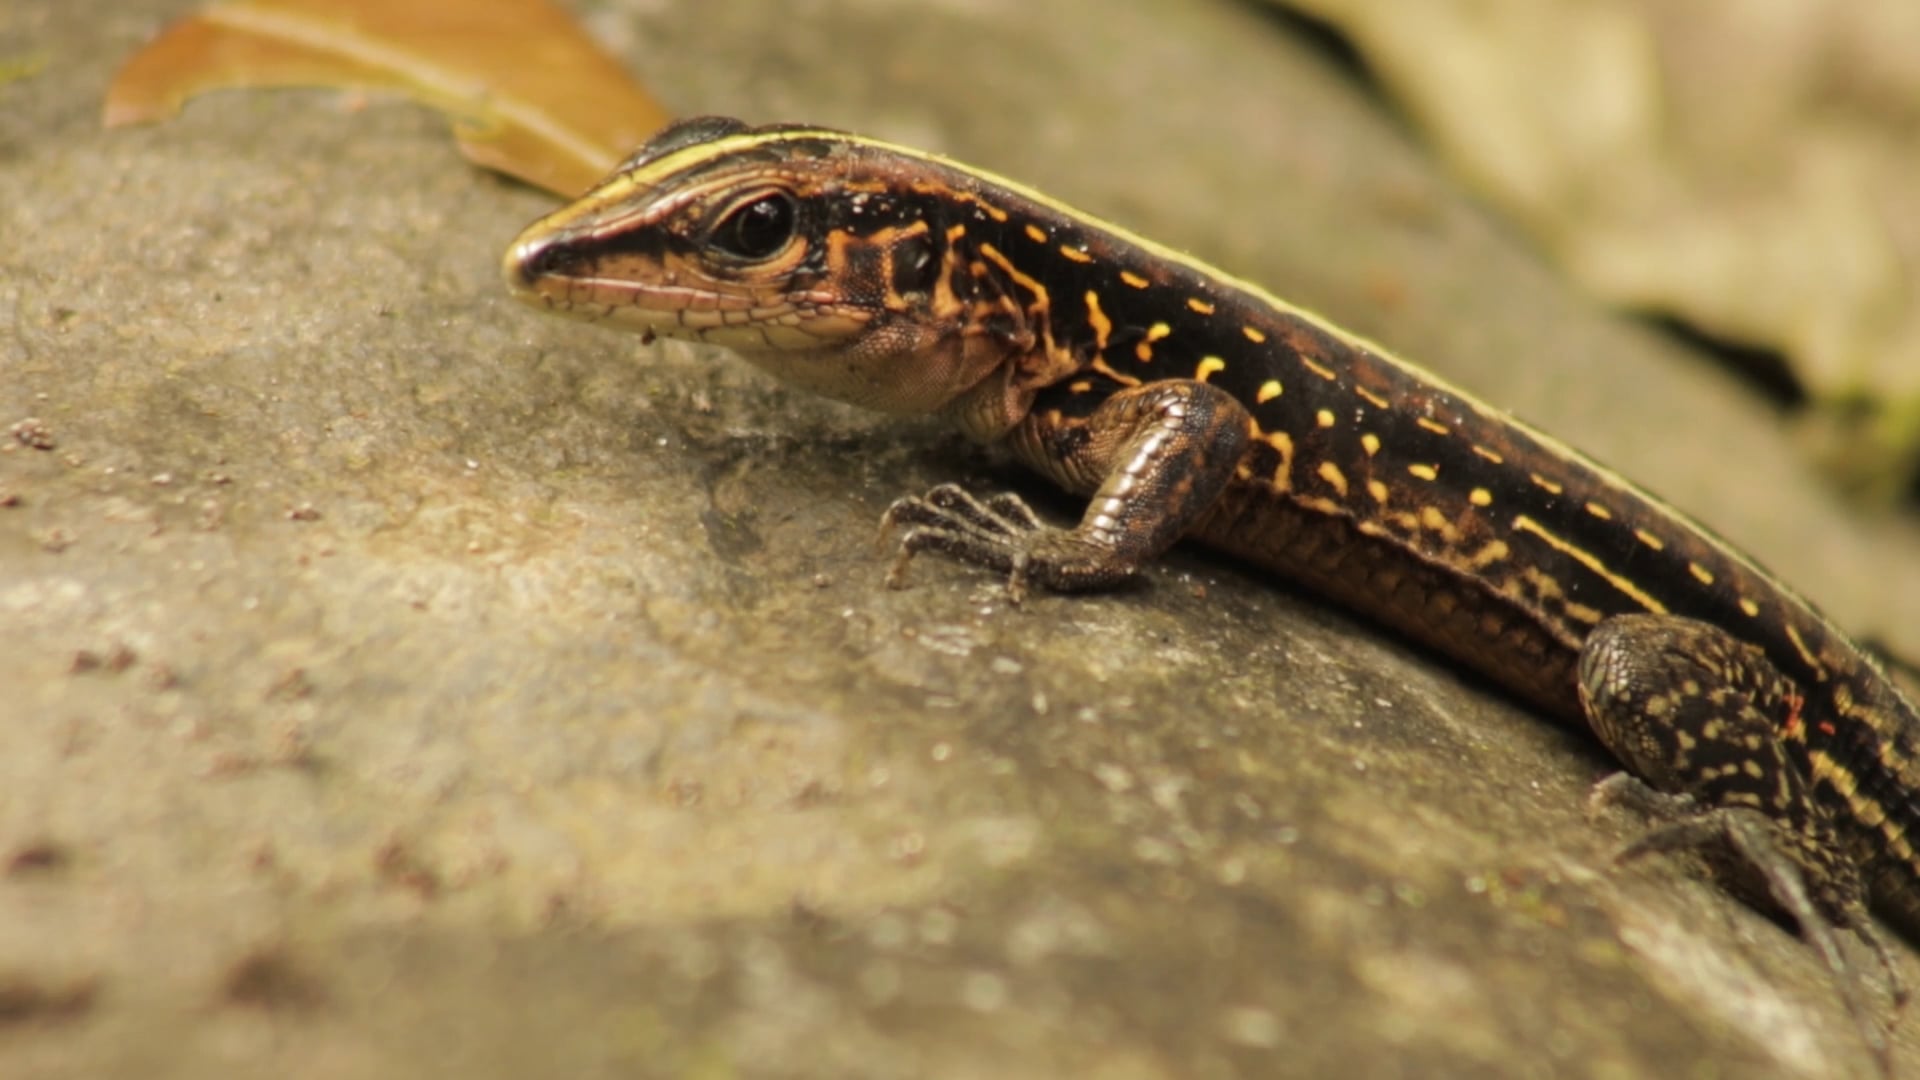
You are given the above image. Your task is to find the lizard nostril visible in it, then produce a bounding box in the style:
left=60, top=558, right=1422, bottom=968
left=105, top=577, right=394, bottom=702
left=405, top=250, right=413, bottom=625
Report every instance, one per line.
left=522, top=242, right=566, bottom=281
left=505, top=237, right=585, bottom=294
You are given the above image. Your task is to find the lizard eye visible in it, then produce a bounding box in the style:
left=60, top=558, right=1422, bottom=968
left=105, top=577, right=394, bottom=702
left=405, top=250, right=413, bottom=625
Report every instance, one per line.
left=709, top=192, right=798, bottom=260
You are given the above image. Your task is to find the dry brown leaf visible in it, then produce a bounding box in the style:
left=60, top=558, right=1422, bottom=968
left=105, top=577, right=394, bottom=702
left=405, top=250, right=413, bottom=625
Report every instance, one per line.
left=104, top=0, right=669, bottom=196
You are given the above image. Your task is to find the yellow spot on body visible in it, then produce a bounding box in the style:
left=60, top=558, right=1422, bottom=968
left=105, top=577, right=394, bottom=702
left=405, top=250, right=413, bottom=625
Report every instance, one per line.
left=1850, top=786, right=1889, bottom=825
left=1634, top=528, right=1665, bottom=551
left=1318, top=461, right=1349, bottom=497
left=1856, top=800, right=1919, bottom=863
left=982, top=203, right=1009, bottom=222
left=1511, top=515, right=1668, bottom=614
left=1187, top=297, right=1215, bottom=315
left=1256, top=380, right=1283, bottom=404
left=1119, top=270, right=1150, bottom=289
left=1525, top=570, right=1570, bottom=608
left=1738, top=597, right=1760, bottom=617
left=1300, top=357, right=1337, bottom=381
left=1367, top=479, right=1389, bottom=503
left=947, top=224, right=967, bottom=241
left=1891, top=825, right=1919, bottom=865
left=1355, top=387, right=1389, bottom=409
left=1530, top=474, right=1564, bottom=496
left=1135, top=326, right=1171, bottom=363
left=1408, top=463, right=1439, bottom=481
left=1024, top=223, right=1048, bottom=244
left=1584, top=501, right=1613, bottom=521
left=1085, top=291, right=1112, bottom=351
left=1243, top=326, right=1268, bottom=344
left=1195, top=356, right=1226, bottom=382
left=1469, top=488, right=1493, bottom=507
left=1059, top=244, right=1093, bottom=264
left=1808, top=751, right=1861, bottom=809
left=1688, top=562, right=1715, bottom=586
left=1087, top=357, right=1143, bottom=387
left=1471, top=445, right=1504, bottom=465
left=1265, top=431, right=1295, bottom=490
left=1069, top=379, right=1093, bottom=393
left=1419, top=506, right=1453, bottom=534
left=1468, top=539, right=1510, bottom=569
left=1360, top=433, right=1381, bottom=456
left=1316, top=409, right=1336, bottom=429
left=1416, top=417, right=1449, bottom=436
left=1563, top=602, right=1604, bottom=626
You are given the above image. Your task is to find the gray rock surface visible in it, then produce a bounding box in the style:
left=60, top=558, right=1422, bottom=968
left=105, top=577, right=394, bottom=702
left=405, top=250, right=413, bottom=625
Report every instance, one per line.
left=5, top=1, right=1920, bottom=1078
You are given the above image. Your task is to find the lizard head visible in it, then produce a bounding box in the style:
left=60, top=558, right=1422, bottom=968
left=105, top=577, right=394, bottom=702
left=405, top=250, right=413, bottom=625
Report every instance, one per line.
left=504, top=117, right=1023, bottom=418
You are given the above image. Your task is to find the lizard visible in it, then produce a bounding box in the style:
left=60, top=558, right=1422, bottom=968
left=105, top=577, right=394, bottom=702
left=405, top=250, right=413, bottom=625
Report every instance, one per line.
left=503, top=115, right=1920, bottom=1072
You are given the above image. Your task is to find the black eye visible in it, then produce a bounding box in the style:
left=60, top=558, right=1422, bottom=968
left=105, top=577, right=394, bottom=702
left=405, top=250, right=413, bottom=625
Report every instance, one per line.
left=711, top=193, right=798, bottom=260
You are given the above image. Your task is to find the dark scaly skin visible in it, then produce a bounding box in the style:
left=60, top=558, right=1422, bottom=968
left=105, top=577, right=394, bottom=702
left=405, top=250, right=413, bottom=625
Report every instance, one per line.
left=505, top=117, right=1920, bottom=1071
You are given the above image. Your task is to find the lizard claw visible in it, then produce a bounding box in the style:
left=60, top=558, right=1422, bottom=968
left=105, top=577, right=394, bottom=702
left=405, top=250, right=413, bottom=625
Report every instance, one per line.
left=876, top=484, right=1050, bottom=602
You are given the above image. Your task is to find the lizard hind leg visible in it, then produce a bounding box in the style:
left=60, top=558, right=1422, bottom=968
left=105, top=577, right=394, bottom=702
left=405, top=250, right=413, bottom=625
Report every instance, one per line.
left=1579, top=613, right=1896, bottom=1075
left=1593, top=776, right=1895, bottom=1074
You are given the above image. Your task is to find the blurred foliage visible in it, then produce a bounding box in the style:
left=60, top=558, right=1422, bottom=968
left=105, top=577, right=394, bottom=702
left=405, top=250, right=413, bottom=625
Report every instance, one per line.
left=1278, top=0, right=1920, bottom=498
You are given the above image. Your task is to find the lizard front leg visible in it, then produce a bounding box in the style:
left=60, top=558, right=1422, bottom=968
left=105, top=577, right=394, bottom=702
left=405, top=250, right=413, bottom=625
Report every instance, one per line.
left=880, top=379, right=1252, bottom=602
left=1578, top=613, right=1901, bottom=1074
